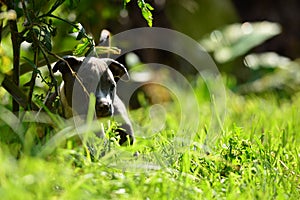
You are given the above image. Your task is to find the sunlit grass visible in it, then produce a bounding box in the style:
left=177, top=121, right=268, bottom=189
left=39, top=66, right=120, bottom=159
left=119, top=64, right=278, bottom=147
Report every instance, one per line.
left=0, top=78, right=299, bottom=199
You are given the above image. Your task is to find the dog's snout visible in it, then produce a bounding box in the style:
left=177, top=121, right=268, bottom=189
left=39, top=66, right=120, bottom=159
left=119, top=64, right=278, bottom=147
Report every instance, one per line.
left=96, top=98, right=112, bottom=117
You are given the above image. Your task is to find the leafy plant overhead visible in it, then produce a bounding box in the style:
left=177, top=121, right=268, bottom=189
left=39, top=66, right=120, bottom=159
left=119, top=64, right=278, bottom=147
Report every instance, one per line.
left=0, top=0, right=153, bottom=113
left=124, top=0, right=154, bottom=27
left=200, top=21, right=282, bottom=63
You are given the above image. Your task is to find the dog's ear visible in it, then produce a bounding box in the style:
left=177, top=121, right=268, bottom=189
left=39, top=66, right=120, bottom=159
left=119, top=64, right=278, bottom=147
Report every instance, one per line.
left=103, top=58, right=130, bottom=81
left=53, top=56, right=83, bottom=74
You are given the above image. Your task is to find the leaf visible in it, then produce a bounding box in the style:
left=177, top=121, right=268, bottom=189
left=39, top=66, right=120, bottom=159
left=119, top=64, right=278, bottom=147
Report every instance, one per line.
left=69, top=23, right=83, bottom=33
left=124, top=0, right=131, bottom=5
left=244, top=52, right=291, bottom=70
left=66, top=0, right=80, bottom=8
left=47, top=0, right=65, bottom=14
left=25, top=28, right=39, bottom=43
left=25, top=30, right=34, bottom=43
left=42, top=27, right=52, bottom=51
left=73, top=41, right=90, bottom=56
left=76, top=29, right=85, bottom=40
left=142, top=7, right=153, bottom=27
left=51, top=27, right=57, bottom=37
left=238, top=55, right=300, bottom=94
left=146, top=2, right=154, bottom=10
left=137, top=0, right=154, bottom=27
left=200, top=21, right=282, bottom=63
left=22, top=57, right=38, bottom=69
left=68, top=23, right=86, bottom=40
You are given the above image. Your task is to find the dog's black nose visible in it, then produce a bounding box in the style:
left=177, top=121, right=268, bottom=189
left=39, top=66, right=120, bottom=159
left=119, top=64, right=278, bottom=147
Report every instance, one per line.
left=96, top=100, right=112, bottom=117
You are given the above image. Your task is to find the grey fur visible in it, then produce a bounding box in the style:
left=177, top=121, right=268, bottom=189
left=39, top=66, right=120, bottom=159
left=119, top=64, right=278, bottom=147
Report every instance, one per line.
left=53, top=56, right=134, bottom=145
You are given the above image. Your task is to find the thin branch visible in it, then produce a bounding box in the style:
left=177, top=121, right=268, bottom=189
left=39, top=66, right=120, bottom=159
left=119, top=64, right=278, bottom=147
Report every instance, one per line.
left=47, top=51, right=91, bottom=97
left=27, top=50, right=39, bottom=110
left=0, top=21, right=3, bottom=43
left=42, top=14, right=78, bottom=28
left=46, top=14, right=95, bottom=46
left=39, top=44, right=58, bottom=95
left=9, top=19, right=21, bottom=113
left=21, top=0, right=31, bottom=24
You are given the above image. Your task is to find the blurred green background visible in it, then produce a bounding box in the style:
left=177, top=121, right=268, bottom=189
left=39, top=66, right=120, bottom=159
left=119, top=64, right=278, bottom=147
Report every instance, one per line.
left=1, top=0, right=300, bottom=102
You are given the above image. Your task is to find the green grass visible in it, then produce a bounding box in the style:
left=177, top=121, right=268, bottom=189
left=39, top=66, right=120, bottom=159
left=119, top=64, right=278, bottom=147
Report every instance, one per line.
left=0, top=79, right=299, bottom=200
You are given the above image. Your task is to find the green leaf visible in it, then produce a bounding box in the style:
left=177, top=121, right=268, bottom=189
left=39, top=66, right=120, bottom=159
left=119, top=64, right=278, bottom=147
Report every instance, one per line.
left=73, top=40, right=90, bottom=56
left=25, top=30, right=34, bottom=43
left=69, top=23, right=83, bottom=33
left=244, top=52, right=291, bottom=70
left=51, top=27, right=57, bottom=37
left=66, top=0, right=80, bottom=8
left=22, top=57, right=38, bottom=69
left=37, top=26, right=53, bottom=52
left=124, top=0, right=131, bottom=6
left=142, top=7, right=153, bottom=27
left=68, top=23, right=86, bottom=40
left=145, top=3, right=154, bottom=10
left=25, top=28, right=40, bottom=43
left=137, top=0, right=154, bottom=27
left=200, top=22, right=282, bottom=63
left=42, top=28, right=52, bottom=52
left=76, top=30, right=85, bottom=40
left=47, top=0, right=65, bottom=14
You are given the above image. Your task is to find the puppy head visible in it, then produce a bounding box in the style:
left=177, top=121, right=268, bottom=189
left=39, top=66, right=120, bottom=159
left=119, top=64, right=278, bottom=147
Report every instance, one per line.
left=53, top=56, right=129, bottom=118
left=87, top=57, right=129, bottom=117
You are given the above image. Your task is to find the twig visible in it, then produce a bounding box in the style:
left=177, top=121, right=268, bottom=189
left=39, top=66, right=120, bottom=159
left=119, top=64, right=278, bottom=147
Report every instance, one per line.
left=9, top=18, right=21, bottom=113
left=39, top=45, right=58, bottom=92
left=46, top=14, right=95, bottom=46
left=27, top=50, right=39, bottom=110
left=47, top=51, right=91, bottom=98
left=0, top=20, right=3, bottom=43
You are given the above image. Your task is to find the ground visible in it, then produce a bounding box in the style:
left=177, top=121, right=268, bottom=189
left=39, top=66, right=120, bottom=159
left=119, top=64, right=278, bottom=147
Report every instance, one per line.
left=0, top=77, right=299, bottom=199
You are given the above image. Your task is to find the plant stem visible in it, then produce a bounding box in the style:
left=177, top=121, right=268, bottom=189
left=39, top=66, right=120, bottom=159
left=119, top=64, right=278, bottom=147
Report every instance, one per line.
left=27, top=51, right=38, bottom=110
left=46, top=14, right=78, bottom=29
left=9, top=19, right=21, bottom=113
left=0, top=21, right=3, bottom=43
left=39, top=45, right=58, bottom=96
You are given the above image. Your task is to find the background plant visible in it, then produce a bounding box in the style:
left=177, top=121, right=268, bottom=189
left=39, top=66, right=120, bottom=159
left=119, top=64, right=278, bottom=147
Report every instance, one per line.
left=0, top=0, right=154, bottom=113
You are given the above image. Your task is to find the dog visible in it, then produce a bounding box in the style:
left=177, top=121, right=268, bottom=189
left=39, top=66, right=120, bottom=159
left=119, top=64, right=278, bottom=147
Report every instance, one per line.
left=52, top=55, right=134, bottom=145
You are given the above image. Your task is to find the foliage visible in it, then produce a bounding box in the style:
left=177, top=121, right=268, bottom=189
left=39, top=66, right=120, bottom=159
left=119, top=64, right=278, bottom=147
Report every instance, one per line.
left=239, top=52, right=300, bottom=94
left=0, top=77, right=299, bottom=199
left=200, top=21, right=300, bottom=95
left=124, top=0, right=154, bottom=27
left=0, top=0, right=153, bottom=112
left=200, top=21, right=281, bottom=63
